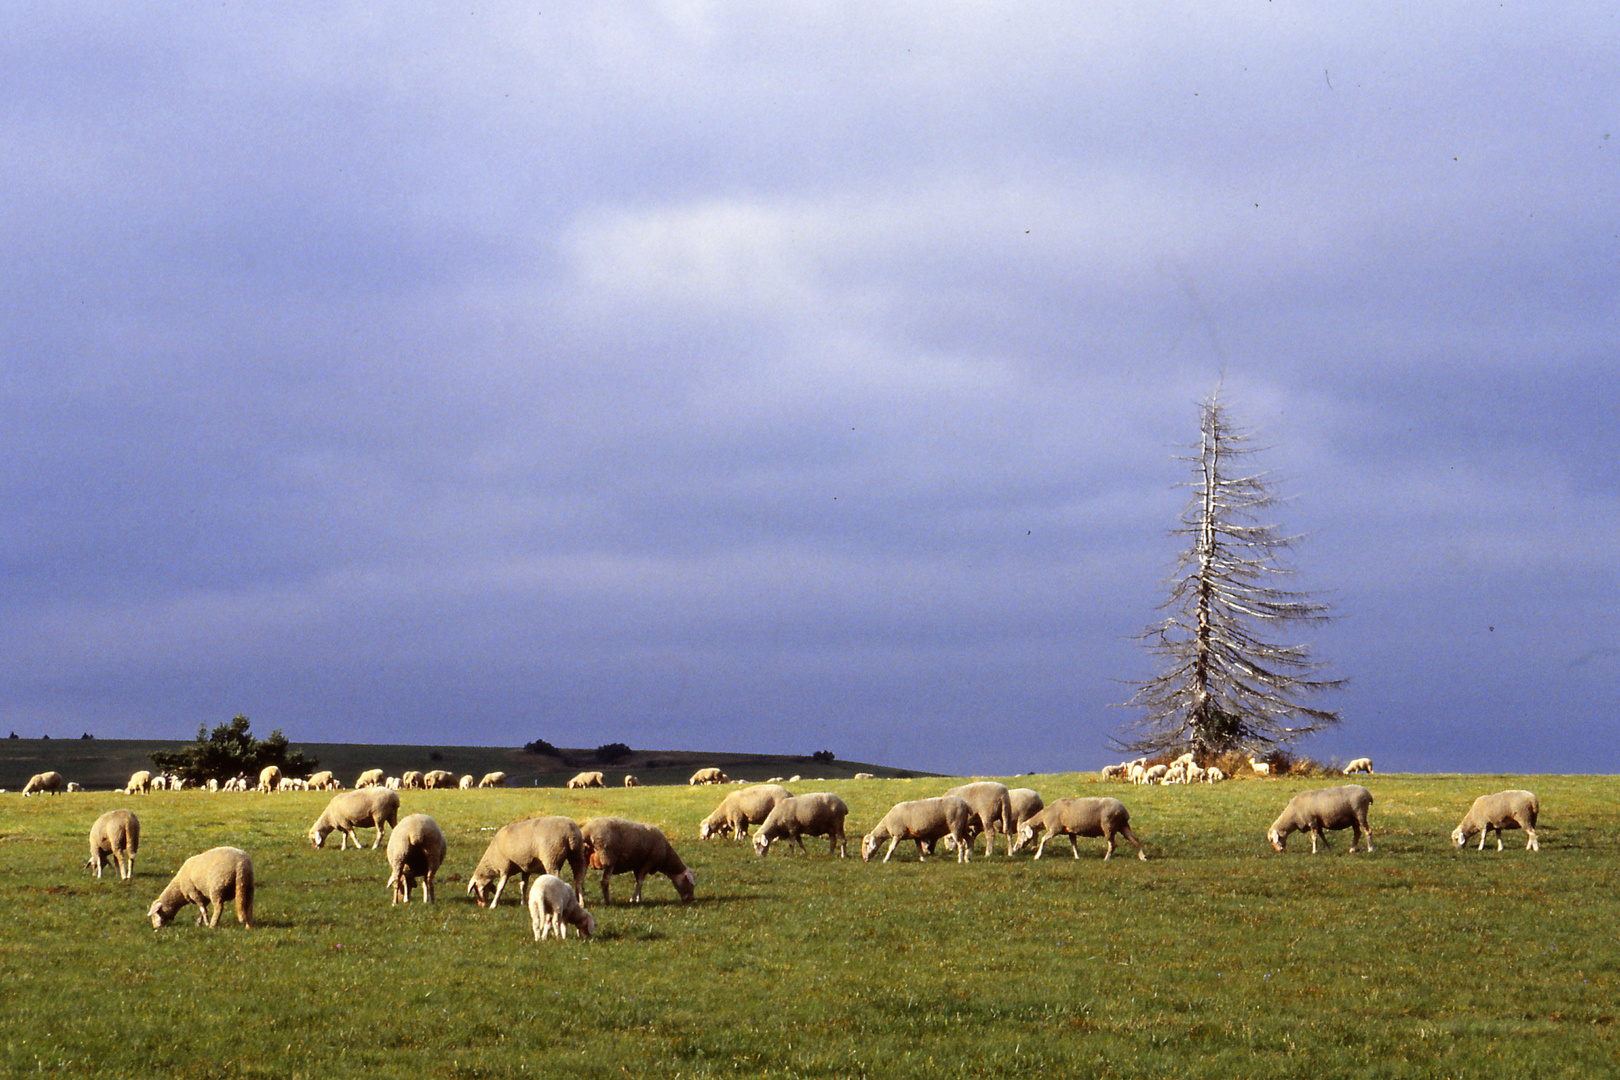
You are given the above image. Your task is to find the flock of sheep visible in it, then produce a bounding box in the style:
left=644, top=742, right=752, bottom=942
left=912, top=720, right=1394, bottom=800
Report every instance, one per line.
left=49, top=759, right=1547, bottom=945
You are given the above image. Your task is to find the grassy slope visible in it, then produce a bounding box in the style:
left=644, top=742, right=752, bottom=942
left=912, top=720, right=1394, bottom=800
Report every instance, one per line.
left=1, top=773, right=1615, bottom=1079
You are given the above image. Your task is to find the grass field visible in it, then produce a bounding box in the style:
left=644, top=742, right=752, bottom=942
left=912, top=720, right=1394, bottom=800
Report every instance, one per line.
left=2, top=773, right=1616, bottom=1078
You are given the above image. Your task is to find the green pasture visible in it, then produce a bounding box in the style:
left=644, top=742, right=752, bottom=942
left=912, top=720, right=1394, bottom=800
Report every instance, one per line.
left=1, top=774, right=1615, bottom=1078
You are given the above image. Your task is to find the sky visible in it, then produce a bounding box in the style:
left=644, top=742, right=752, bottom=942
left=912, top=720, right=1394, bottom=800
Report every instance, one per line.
left=3, top=4, right=1616, bottom=776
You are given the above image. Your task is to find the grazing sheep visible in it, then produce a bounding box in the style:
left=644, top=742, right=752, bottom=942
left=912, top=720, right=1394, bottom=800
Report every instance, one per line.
left=86, top=809, right=140, bottom=880
left=307, top=770, right=338, bottom=791
left=479, top=771, right=508, bottom=788
left=943, top=782, right=1016, bottom=857
left=753, top=793, right=850, bottom=857
left=147, top=847, right=253, bottom=929
left=579, top=818, right=695, bottom=905
left=458, top=775, right=475, bottom=790
left=699, top=784, right=792, bottom=841
left=125, top=770, right=153, bottom=795
left=22, top=771, right=65, bottom=797
left=688, top=767, right=728, bottom=786
left=1452, top=790, right=1540, bottom=852
left=1129, top=764, right=1149, bottom=785
left=623, top=775, right=640, bottom=788
left=422, top=770, right=456, bottom=790
left=386, top=814, right=447, bottom=904
left=1268, top=785, right=1374, bottom=854
left=401, top=770, right=424, bottom=790
left=308, top=787, right=401, bottom=850
left=385, top=776, right=402, bottom=790
left=1205, top=766, right=1226, bottom=784
left=1343, top=757, right=1374, bottom=775
left=567, top=771, right=606, bottom=789
left=861, top=796, right=974, bottom=863
left=528, top=874, right=596, bottom=941
left=66, top=781, right=84, bottom=792
left=1008, top=788, right=1045, bottom=831
left=1100, top=764, right=1128, bottom=781
left=1016, top=797, right=1146, bottom=860
left=853, top=772, right=875, bottom=780
left=257, top=765, right=281, bottom=793
left=467, top=816, right=589, bottom=907
left=356, top=768, right=385, bottom=788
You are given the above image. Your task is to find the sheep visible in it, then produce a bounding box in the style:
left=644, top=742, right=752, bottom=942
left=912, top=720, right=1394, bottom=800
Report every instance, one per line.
left=459, top=775, right=475, bottom=790
left=699, top=784, right=792, bottom=841
left=308, top=787, right=400, bottom=850
left=467, top=816, right=588, bottom=907
left=1268, top=785, right=1374, bottom=854
left=308, top=770, right=338, bottom=791
left=386, top=814, right=447, bottom=904
left=567, top=771, right=605, bottom=789
left=1144, top=764, right=1169, bottom=785
left=386, top=776, right=402, bottom=790
left=1016, top=797, right=1147, bottom=860
left=853, top=772, right=875, bottom=780
left=356, top=768, right=385, bottom=788
left=125, top=770, right=153, bottom=795
left=147, top=847, right=253, bottom=929
left=22, top=771, right=65, bottom=796
left=623, top=775, right=640, bottom=788
left=579, top=817, right=696, bottom=905
left=86, top=809, right=140, bottom=880
left=66, top=782, right=84, bottom=792
left=401, top=770, right=424, bottom=789
left=1249, top=758, right=1272, bottom=777
left=1008, top=788, right=1045, bottom=831
left=1343, top=757, right=1374, bottom=775
left=861, top=796, right=974, bottom=863
left=529, top=874, right=596, bottom=941
left=479, top=771, right=508, bottom=788
left=1205, top=766, right=1226, bottom=784
left=688, top=767, right=728, bottom=786
left=753, top=793, right=850, bottom=857
left=1129, top=763, right=1149, bottom=785
left=422, top=770, right=456, bottom=789
left=1100, top=763, right=1128, bottom=781
left=257, top=765, right=282, bottom=793
left=1452, top=790, right=1540, bottom=852
left=943, top=782, right=1016, bottom=857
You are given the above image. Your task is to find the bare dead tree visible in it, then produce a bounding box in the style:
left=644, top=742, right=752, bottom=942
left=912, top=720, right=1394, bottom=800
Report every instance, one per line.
left=1118, top=390, right=1344, bottom=757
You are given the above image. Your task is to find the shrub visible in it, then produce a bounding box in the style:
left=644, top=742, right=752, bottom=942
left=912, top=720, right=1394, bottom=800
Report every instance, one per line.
left=595, top=742, right=632, bottom=764
left=148, top=714, right=318, bottom=787
left=811, top=750, right=835, bottom=763
left=524, top=738, right=560, bottom=756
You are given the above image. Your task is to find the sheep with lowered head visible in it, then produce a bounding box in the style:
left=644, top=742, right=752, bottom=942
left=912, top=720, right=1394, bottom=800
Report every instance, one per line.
left=22, top=771, right=64, bottom=796
left=86, top=809, right=140, bottom=880
left=1452, top=790, right=1540, bottom=851
left=356, top=768, right=385, bottom=788
left=699, top=784, right=792, bottom=840
left=688, top=767, right=728, bottom=786
left=468, top=816, right=589, bottom=907
left=1268, top=785, right=1374, bottom=854
left=1343, top=757, right=1374, bottom=775
left=148, top=847, right=253, bottom=929
left=479, top=771, right=508, bottom=788
left=529, top=874, right=596, bottom=941
left=943, top=782, right=1016, bottom=857
left=861, top=796, right=973, bottom=863
left=752, top=793, right=849, bottom=857
left=1017, top=797, right=1146, bottom=860
left=309, top=787, right=400, bottom=850
left=125, top=770, right=153, bottom=795
left=580, top=817, right=696, bottom=905
left=422, top=770, right=456, bottom=790
left=567, top=771, right=605, bottom=789
left=623, top=775, right=640, bottom=787
left=386, top=813, right=447, bottom=904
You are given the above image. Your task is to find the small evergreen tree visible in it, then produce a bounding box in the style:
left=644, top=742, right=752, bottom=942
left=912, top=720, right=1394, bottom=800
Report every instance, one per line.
left=149, top=714, right=318, bottom=786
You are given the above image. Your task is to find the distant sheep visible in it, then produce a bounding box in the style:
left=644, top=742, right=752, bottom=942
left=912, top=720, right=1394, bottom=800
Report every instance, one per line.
left=529, top=875, right=596, bottom=941
left=458, top=775, right=475, bottom=790
left=257, top=766, right=281, bottom=793
left=861, top=796, right=973, bottom=863
left=386, top=814, right=447, bottom=904
left=852, top=772, right=874, bottom=780
left=125, top=771, right=153, bottom=795
left=753, top=793, right=850, bottom=857
left=567, top=771, right=605, bottom=789
left=688, top=767, right=728, bottom=786
left=401, top=770, right=424, bottom=790
left=22, top=771, right=64, bottom=796
left=943, top=782, right=1016, bottom=857
left=422, top=770, right=456, bottom=790
left=147, top=847, right=253, bottom=929
left=1268, top=785, right=1374, bottom=854
left=468, top=816, right=589, bottom=908
left=479, top=771, right=508, bottom=788
left=1343, top=758, right=1374, bottom=775
left=1016, top=797, right=1146, bottom=861
left=66, top=782, right=84, bottom=792
left=700, top=784, right=792, bottom=841
left=309, top=787, right=400, bottom=850
left=1205, top=766, right=1226, bottom=784
left=86, top=809, right=140, bottom=880
left=356, top=768, right=385, bottom=788
left=580, top=817, right=696, bottom=905
left=1249, top=759, right=1272, bottom=777
left=308, top=771, right=339, bottom=791
left=1452, top=790, right=1540, bottom=852
left=623, top=775, right=640, bottom=788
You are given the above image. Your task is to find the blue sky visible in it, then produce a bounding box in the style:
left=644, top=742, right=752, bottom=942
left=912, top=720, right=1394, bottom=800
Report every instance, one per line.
left=3, top=3, right=1615, bottom=774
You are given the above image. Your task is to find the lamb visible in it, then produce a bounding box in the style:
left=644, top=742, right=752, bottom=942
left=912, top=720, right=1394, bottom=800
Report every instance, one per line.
left=1343, top=757, right=1374, bottom=775
left=567, top=771, right=605, bottom=789
left=1452, top=790, right=1540, bottom=851
left=356, top=768, right=385, bottom=788
left=943, top=782, right=1015, bottom=857
left=688, top=767, right=728, bottom=786
left=308, top=787, right=400, bottom=850
left=861, top=796, right=974, bottom=863
left=22, top=771, right=65, bottom=796
left=422, top=770, right=456, bottom=789
left=467, top=816, right=589, bottom=907
left=623, top=775, right=640, bottom=787
left=528, top=874, right=596, bottom=940
left=1268, top=785, right=1374, bottom=853
left=147, top=847, right=253, bottom=929
left=699, top=784, right=792, bottom=841
left=752, top=793, right=850, bottom=857
left=125, top=770, right=153, bottom=795
left=1016, top=797, right=1147, bottom=860
left=257, top=765, right=281, bottom=793
left=86, top=809, right=140, bottom=880
left=386, top=814, right=447, bottom=904
left=579, top=817, right=696, bottom=905
left=479, top=771, right=508, bottom=788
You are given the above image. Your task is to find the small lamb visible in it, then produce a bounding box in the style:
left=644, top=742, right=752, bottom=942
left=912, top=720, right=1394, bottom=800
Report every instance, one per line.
left=1452, top=790, right=1540, bottom=851
left=148, top=847, right=254, bottom=929
left=86, top=809, right=140, bottom=880
left=752, top=793, right=850, bottom=857
left=1016, top=797, right=1146, bottom=860
left=529, top=874, right=596, bottom=941
left=386, top=814, right=448, bottom=904
left=1268, top=785, right=1374, bottom=854
left=861, top=796, right=973, bottom=863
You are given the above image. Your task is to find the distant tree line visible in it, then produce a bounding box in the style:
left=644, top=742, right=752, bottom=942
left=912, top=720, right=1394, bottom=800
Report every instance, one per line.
left=148, top=714, right=318, bottom=786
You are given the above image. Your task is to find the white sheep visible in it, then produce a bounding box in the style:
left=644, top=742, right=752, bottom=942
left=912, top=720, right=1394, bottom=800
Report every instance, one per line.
left=852, top=772, right=875, bottom=780
left=125, top=771, right=153, bottom=795
left=386, top=814, right=447, bottom=904
left=567, top=771, right=605, bottom=789
left=385, top=776, right=402, bottom=790
left=147, top=847, right=254, bottom=929
left=86, top=809, right=140, bottom=880
left=356, top=768, right=385, bottom=788
left=401, top=770, right=424, bottom=789
left=1100, top=764, right=1128, bottom=781
left=1017, top=797, right=1147, bottom=860
left=308, top=771, right=338, bottom=791
left=623, top=775, right=640, bottom=788
left=1268, top=785, right=1374, bottom=854
left=257, top=765, right=282, bottom=793
left=22, top=771, right=65, bottom=796
left=479, top=771, right=508, bottom=788
left=66, top=782, right=84, bottom=792
left=580, top=817, right=696, bottom=905
left=861, top=796, right=974, bottom=863
left=688, top=767, right=728, bottom=786
left=422, top=770, right=456, bottom=789
left=458, top=775, right=475, bottom=790
left=529, top=874, right=596, bottom=941
left=1343, top=757, right=1374, bottom=775
left=699, top=784, right=792, bottom=841
left=944, top=782, right=1016, bottom=857
left=1452, top=790, right=1540, bottom=851
left=752, top=793, right=850, bottom=857
left=468, top=816, right=588, bottom=907
left=309, top=787, right=400, bottom=850
left=1249, top=758, right=1272, bottom=777
left=1205, top=766, right=1226, bottom=784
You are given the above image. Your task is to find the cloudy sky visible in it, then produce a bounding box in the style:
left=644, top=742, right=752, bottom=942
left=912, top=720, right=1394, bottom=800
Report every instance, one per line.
left=3, top=4, right=1615, bottom=775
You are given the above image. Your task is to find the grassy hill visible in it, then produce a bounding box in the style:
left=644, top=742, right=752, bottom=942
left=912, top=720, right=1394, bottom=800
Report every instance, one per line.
left=0, top=738, right=935, bottom=791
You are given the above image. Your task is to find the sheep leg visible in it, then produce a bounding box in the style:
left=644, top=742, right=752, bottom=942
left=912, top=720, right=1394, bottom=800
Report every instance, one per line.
left=530, top=907, right=545, bottom=941
left=1495, top=829, right=1504, bottom=852
left=1360, top=819, right=1373, bottom=853
left=1525, top=826, right=1539, bottom=851
left=1034, top=834, right=1049, bottom=859
left=598, top=870, right=614, bottom=906
left=490, top=873, right=512, bottom=908
left=631, top=871, right=647, bottom=903
left=1121, top=824, right=1147, bottom=861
